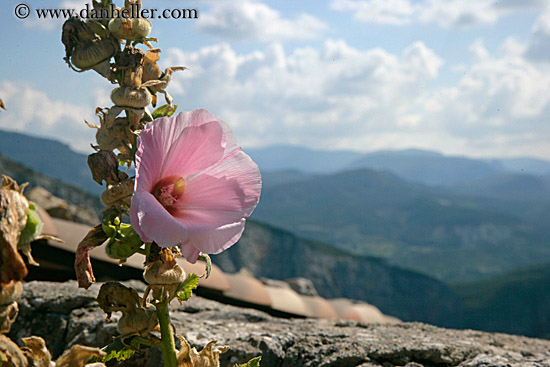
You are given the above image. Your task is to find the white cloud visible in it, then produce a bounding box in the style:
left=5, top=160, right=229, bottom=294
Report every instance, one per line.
left=161, top=39, right=444, bottom=149
left=331, top=0, right=547, bottom=28
left=422, top=39, right=550, bottom=157
left=159, top=36, right=550, bottom=158
left=197, top=0, right=327, bottom=41
left=0, top=81, right=96, bottom=153
left=330, top=0, right=415, bottom=25
left=417, top=0, right=500, bottom=28
left=525, top=11, right=550, bottom=62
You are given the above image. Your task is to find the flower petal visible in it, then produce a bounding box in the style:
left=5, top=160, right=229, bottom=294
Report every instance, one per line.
left=135, top=111, right=226, bottom=192
left=177, top=109, right=239, bottom=156
left=160, top=121, right=225, bottom=179
left=176, top=150, right=261, bottom=222
left=170, top=150, right=261, bottom=255
left=189, top=220, right=246, bottom=255
left=130, top=190, right=188, bottom=247
left=179, top=240, right=202, bottom=263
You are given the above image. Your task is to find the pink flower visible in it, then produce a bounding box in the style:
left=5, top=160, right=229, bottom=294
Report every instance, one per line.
left=130, top=109, right=261, bottom=263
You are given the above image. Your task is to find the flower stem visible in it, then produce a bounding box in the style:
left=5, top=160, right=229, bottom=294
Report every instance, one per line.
left=156, top=299, right=178, bottom=367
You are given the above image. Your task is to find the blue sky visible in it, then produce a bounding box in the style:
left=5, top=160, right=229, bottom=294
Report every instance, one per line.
left=0, top=0, right=549, bottom=159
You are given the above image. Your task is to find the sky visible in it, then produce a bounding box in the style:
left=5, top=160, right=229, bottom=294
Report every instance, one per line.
left=0, top=0, right=549, bottom=159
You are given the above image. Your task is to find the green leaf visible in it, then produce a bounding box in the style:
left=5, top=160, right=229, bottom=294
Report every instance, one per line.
left=152, top=104, right=178, bottom=119
left=198, top=254, right=212, bottom=279
left=234, top=356, right=262, bottom=367
left=176, top=273, right=200, bottom=302
left=18, top=203, right=44, bottom=246
left=86, top=338, right=137, bottom=364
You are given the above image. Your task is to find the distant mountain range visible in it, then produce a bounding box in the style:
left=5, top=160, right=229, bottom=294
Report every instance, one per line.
left=254, top=168, right=550, bottom=282
left=1, top=129, right=549, bottom=282
left=248, top=145, right=550, bottom=185
left=452, top=263, right=550, bottom=338
left=2, top=129, right=549, bottom=190
left=0, top=129, right=101, bottom=195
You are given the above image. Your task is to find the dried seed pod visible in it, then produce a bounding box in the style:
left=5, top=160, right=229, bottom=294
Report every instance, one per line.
left=143, top=247, right=186, bottom=305
left=88, top=150, right=124, bottom=186
left=108, top=18, right=152, bottom=41
left=62, top=17, right=117, bottom=78
left=117, top=307, right=158, bottom=335
left=71, top=38, right=115, bottom=70
left=143, top=248, right=185, bottom=286
left=101, top=178, right=134, bottom=208
left=118, top=46, right=146, bottom=88
left=142, top=48, right=162, bottom=82
left=111, top=86, right=152, bottom=109
left=97, top=282, right=158, bottom=336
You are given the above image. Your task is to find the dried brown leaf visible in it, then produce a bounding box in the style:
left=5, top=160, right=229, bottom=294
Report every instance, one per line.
left=0, top=176, right=30, bottom=283
left=56, top=345, right=106, bottom=367
left=21, top=336, right=51, bottom=367
left=74, top=224, right=108, bottom=289
left=0, top=335, right=27, bottom=367
left=177, top=337, right=228, bottom=367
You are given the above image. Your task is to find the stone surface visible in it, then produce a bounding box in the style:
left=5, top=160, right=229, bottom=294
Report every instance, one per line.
left=6, top=281, right=550, bottom=367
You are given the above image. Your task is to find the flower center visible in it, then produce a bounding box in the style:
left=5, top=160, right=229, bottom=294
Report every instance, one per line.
left=152, top=175, right=185, bottom=213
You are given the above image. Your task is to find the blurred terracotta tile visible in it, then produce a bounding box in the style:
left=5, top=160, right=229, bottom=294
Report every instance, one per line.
left=263, top=284, right=309, bottom=317
left=223, top=269, right=271, bottom=307
left=351, top=302, right=387, bottom=323
left=300, top=295, right=339, bottom=319
left=328, top=298, right=363, bottom=321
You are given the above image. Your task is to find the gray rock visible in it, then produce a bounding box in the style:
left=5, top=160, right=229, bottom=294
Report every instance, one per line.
left=8, top=281, right=550, bottom=367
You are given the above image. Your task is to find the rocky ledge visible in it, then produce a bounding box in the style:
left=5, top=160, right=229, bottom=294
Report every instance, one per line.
left=7, top=281, right=550, bottom=367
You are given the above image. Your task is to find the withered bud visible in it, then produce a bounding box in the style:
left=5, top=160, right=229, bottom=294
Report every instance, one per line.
left=118, top=46, right=145, bottom=88
left=62, top=17, right=117, bottom=77
left=111, top=86, right=152, bottom=109
left=88, top=150, right=124, bottom=186
left=97, top=281, right=141, bottom=315
left=142, top=48, right=161, bottom=82
left=100, top=178, right=134, bottom=208
left=143, top=247, right=185, bottom=286
left=97, top=281, right=158, bottom=336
